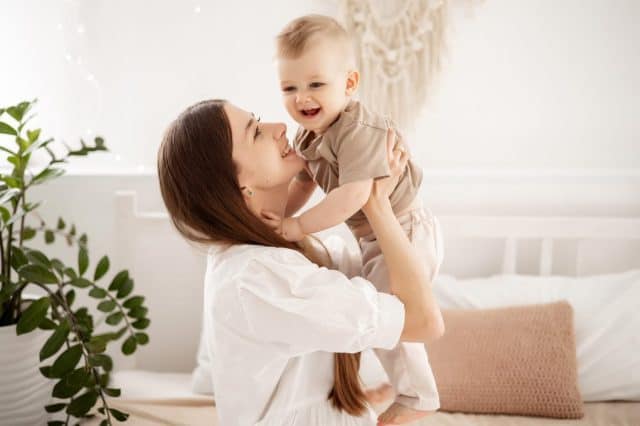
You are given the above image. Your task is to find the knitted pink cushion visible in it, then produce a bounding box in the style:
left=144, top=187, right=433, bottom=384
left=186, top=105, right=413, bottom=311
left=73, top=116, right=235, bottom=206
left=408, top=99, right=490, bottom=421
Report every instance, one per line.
left=427, top=301, right=584, bottom=418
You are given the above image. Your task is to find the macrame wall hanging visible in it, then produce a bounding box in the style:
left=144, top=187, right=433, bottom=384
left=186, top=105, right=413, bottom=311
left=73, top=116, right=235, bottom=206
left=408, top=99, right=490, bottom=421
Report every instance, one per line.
left=339, top=0, right=449, bottom=131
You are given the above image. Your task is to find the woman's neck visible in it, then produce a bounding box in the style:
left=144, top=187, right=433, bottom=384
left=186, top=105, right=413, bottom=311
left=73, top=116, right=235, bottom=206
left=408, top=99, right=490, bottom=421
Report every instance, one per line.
left=248, top=184, right=289, bottom=219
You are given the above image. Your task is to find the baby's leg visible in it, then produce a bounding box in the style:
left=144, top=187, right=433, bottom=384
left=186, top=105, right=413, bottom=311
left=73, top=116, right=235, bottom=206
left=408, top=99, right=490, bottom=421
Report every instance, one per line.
left=360, top=207, right=444, bottom=421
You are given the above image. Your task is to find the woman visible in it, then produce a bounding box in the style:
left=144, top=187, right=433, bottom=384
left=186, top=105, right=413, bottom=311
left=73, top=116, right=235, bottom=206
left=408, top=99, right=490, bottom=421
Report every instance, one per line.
left=157, top=99, right=444, bottom=425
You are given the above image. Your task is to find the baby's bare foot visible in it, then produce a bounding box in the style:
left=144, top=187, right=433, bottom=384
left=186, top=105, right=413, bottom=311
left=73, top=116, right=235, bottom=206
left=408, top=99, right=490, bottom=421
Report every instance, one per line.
left=364, top=383, right=394, bottom=404
left=377, top=402, right=433, bottom=425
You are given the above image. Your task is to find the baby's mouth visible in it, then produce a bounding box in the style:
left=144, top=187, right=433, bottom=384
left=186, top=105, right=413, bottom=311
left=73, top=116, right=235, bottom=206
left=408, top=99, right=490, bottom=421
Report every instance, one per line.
left=301, top=107, right=321, bottom=117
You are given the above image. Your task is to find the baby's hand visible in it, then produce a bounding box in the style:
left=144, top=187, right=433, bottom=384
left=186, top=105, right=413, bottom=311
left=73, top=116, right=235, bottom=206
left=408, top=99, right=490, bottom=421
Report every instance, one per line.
left=261, top=211, right=305, bottom=242
left=281, top=217, right=305, bottom=242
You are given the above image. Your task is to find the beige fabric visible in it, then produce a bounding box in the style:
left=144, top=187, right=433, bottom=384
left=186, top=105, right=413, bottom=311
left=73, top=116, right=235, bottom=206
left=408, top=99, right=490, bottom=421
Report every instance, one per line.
left=293, top=99, right=423, bottom=229
left=359, top=205, right=444, bottom=411
left=428, top=302, right=584, bottom=419
left=85, top=400, right=640, bottom=425
left=339, top=0, right=449, bottom=130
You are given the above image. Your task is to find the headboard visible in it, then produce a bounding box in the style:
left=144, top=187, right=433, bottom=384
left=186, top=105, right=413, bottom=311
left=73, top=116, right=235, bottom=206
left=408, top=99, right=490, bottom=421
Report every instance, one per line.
left=112, top=191, right=640, bottom=373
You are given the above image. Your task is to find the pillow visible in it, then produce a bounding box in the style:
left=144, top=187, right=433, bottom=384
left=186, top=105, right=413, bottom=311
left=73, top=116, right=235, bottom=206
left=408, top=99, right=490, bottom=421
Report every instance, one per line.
left=427, top=301, right=583, bottom=418
left=433, top=270, right=640, bottom=402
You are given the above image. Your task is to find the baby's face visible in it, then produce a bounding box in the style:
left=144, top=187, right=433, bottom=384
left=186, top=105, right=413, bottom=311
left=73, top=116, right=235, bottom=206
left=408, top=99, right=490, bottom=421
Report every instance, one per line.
left=278, top=39, right=351, bottom=134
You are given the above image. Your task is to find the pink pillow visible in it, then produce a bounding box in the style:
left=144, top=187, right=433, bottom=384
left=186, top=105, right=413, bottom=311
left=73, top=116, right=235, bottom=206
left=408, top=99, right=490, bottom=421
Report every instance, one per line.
left=427, top=301, right=584, bottom=418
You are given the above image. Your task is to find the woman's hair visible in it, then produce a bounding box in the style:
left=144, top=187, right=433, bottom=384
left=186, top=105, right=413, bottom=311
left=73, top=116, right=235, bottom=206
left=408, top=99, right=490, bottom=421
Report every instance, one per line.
left=157, top=99, right=367, bottom=416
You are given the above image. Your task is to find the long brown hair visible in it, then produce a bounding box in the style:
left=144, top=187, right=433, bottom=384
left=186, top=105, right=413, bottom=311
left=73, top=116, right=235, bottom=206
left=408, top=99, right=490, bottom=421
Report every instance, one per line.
left=157, top=99, right=367, bottom=416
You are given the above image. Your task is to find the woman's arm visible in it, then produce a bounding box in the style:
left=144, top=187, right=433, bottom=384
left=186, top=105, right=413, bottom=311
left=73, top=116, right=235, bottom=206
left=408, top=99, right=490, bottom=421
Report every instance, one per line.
left=361, top=130, right=444, bottom=344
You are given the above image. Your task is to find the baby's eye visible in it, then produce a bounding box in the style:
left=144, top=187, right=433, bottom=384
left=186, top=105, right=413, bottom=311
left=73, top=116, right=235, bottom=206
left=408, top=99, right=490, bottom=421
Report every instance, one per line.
left=282, top=86, right=296, bottom=93
left=309, top=82, right=325, bottom=88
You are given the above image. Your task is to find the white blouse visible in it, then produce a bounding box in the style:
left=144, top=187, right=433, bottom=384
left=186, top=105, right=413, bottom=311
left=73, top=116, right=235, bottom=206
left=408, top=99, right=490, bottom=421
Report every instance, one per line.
left=203, top=238, right=405, bottom=425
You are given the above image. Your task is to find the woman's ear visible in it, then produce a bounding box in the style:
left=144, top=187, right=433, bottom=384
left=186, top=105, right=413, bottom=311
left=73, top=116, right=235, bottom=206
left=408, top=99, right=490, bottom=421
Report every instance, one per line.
left=345, top=70, right=360, bottom=96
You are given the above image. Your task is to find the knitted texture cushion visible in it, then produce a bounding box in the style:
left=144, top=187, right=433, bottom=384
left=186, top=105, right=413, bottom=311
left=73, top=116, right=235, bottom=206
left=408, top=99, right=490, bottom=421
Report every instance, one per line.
left=427, top=301, right=584, bottom=418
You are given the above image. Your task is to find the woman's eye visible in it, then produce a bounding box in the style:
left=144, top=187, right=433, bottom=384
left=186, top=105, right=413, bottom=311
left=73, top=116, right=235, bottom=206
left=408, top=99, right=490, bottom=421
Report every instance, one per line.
left=310, top=82, right=324, bottom=88
left=282, top=86, right=295, bottom=93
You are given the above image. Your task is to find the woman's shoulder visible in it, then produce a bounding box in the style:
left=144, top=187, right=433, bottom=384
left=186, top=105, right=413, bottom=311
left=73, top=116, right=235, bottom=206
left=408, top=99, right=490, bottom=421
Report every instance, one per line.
left=207, top=243, right=311, bottom=277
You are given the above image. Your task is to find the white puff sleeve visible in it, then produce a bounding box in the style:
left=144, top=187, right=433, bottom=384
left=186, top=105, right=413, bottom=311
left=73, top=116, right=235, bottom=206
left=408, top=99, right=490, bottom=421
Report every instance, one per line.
left=236, top=247, right=404, bottom=356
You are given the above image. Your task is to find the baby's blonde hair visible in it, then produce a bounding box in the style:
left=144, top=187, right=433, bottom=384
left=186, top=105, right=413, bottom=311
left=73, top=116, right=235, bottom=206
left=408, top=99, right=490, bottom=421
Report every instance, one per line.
left=276, top=14, right=355, bottom=66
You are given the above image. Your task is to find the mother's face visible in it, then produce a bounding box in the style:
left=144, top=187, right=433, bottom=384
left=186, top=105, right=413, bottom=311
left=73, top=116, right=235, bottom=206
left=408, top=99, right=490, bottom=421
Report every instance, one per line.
left=225, top=103, right=305, bottom=191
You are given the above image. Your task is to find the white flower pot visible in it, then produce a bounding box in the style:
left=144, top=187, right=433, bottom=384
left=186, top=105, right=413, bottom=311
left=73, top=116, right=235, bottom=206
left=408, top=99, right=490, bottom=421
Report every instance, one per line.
left=0, top=324, right=52, bottom=426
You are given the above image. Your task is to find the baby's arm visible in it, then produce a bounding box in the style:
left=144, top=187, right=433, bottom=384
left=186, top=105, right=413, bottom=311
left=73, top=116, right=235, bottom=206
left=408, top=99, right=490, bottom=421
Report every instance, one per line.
left=285, top=175, right=317, bottom=217
left=281, top=179, right=372, bottom=240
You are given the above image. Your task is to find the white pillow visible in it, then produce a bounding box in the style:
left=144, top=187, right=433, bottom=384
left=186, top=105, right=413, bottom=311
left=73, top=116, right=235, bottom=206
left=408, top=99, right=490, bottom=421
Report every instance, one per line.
left=433, top=270, right=640, bottom=402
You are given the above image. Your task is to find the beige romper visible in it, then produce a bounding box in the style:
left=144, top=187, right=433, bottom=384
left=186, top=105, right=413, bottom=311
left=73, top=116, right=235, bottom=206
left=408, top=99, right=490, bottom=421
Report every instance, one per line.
left=293, top=100, right=444, bottom=411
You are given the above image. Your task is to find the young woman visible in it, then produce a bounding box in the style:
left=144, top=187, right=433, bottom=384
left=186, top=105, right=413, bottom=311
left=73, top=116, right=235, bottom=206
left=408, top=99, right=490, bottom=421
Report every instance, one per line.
left=157, top=99, right=444, bottom=425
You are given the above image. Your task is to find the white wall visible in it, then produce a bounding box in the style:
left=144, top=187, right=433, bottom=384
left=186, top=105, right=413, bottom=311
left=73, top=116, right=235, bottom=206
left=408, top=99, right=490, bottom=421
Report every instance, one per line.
left=1, top=0, right=638, bottom=172
left=3, top=0, right=639, bottom=373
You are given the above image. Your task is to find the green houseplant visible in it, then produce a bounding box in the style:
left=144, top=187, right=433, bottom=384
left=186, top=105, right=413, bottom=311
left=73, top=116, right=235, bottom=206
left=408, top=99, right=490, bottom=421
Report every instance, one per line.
left=0, top=100, right=150, bottom=425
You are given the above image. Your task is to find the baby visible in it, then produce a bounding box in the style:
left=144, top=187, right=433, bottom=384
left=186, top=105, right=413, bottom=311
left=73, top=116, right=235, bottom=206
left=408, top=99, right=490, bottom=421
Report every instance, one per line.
left=274, top=15, right=444, bottom=424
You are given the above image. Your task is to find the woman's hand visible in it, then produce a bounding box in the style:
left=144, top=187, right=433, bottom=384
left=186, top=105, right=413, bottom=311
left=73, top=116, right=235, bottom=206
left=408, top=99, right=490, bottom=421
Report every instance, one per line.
left=362, top=128, right=409, bottom=215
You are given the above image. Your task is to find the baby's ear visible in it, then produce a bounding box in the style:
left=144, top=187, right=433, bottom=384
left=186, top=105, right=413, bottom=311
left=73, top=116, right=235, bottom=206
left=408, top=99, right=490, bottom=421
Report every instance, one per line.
left=345, top=70, right=360, bottom=96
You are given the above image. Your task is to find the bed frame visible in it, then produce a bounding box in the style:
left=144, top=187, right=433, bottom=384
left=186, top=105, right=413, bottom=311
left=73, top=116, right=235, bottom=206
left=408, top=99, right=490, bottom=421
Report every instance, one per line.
left=111, top=191, right=640, bottom=373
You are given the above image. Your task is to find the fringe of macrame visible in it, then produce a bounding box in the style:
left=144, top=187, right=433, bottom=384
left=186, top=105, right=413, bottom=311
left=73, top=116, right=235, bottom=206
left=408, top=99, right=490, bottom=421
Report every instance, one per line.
left=339, top=0, right=449, bottom=131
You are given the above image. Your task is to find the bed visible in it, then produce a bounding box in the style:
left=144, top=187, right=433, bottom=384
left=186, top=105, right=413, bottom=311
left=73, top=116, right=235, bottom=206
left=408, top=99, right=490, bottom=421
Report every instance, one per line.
left=94, top=191, right=640, bottom=425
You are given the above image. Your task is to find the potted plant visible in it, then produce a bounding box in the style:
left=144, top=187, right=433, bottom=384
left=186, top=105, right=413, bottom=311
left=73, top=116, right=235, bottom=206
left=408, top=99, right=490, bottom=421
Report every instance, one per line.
left=0, top=99, right=150, bottom=425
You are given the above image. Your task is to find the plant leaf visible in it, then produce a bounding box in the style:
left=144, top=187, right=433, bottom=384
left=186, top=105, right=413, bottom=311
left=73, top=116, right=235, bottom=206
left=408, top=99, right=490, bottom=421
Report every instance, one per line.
left=50, top=344, right=83, bottom=378
left=31, top=167, right=65, bottom=186
left=103, top=388, right=121, bottom=397
left=135, top=332, right=149, bottom=345
left=25, top=249, right=51, bottom=267
left=0, top=188, right=20, bottom=205
left=71, top=278, right=92, bottom=288
left=10, top=245, right=28, bottom=270
left=89, top=353, right=113, bottom=372
left=109, top=270, right=128, bottom=291
left=40, top=320, right=70, bottom=361
left=116, top=278, right=133, bottom=299
left=45, top=403, right=67, bottom=413
left=88, top=287, right=107, bottom=298
left=16, top=297, right=50, bottom=334
left=109, top=408, right=129, bottom=421
left=65, top=289, right=76, bottom=307
left=122, top=296, right=144, bottom=309
left=38, top=317, right=56, bottom=330
left=20, top=226, right=36, bottom=241
left=27, top=128, right=41, bottom=142
left=78, top=247, right=89, bottom=276
left=131, top=318, right=150, bottom=330
left=18, top=264, right=58, bottom=284
left=93, top=256, right=109, bottom=281
left=45, top=229, right=55, bottom=244
left=65, top=390, right=98, bottom=417
left=0, top=121, right=17, bottom=135
left=128, top=306, right=148, bottom=318
left=122, top=336, right=137, bottom=355
left=106, top=312, right=124, bottom=326
left=52, top=375, right=83, bottom=399
left=97, top=300, right=116, bottom=312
